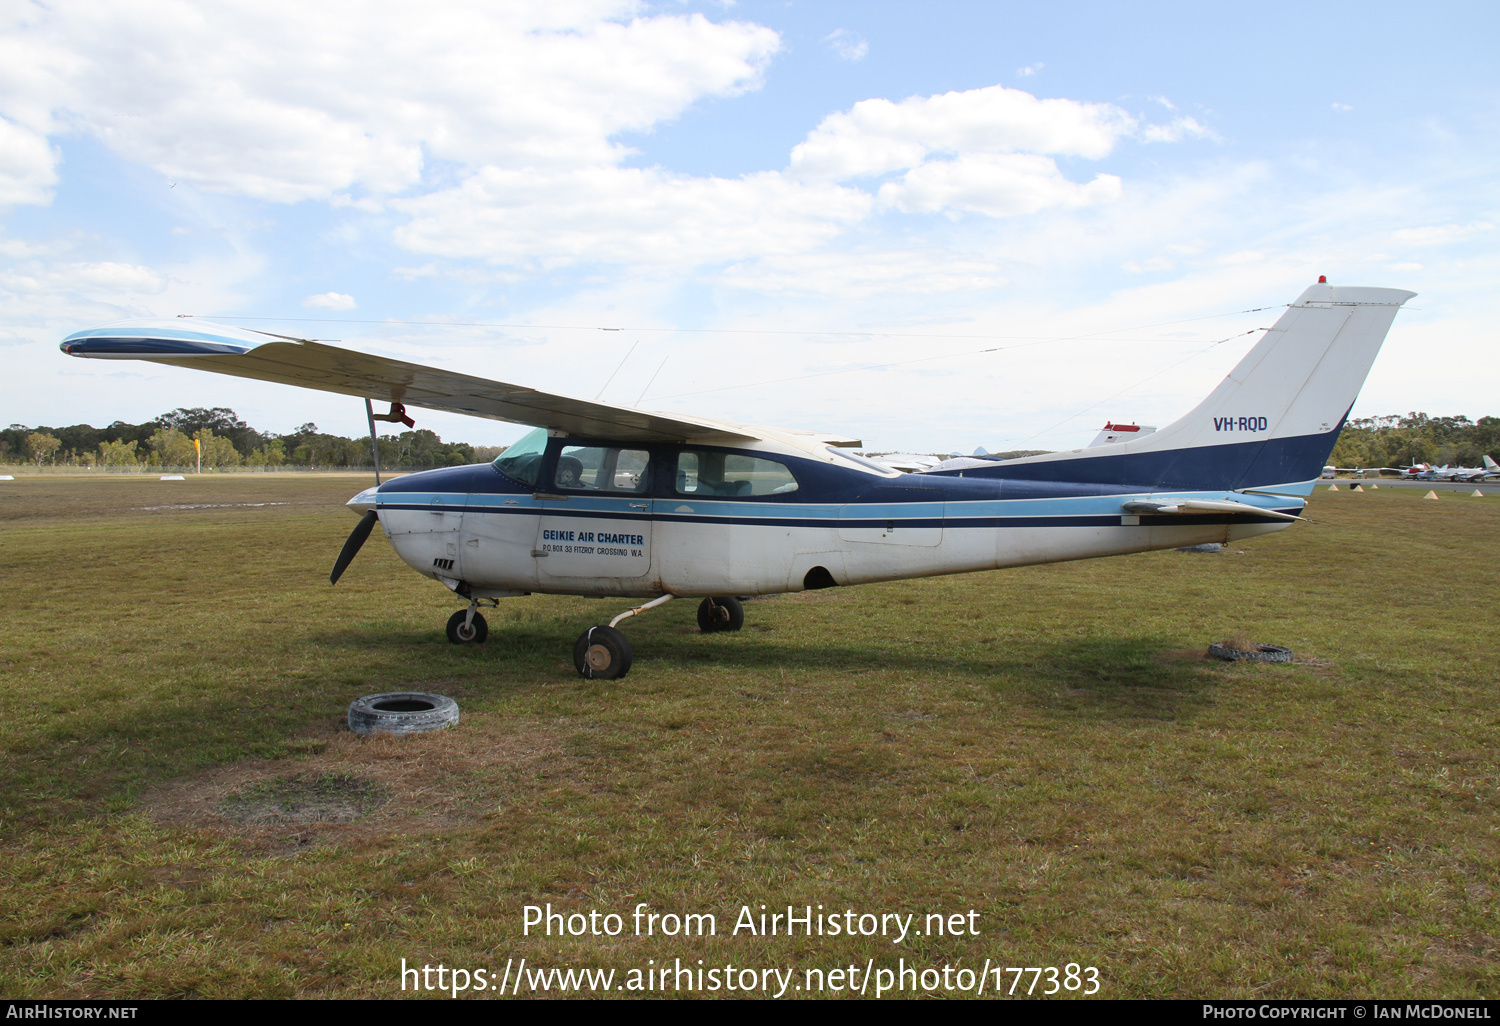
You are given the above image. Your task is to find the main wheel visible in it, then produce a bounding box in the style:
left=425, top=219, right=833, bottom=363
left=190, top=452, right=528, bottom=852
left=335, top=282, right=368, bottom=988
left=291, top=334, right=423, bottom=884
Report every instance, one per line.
left=446, top=609, right=488, bottom=644
left=696, top=596, right=745, bottom=633
left=573, top=625, right=633, bottom=679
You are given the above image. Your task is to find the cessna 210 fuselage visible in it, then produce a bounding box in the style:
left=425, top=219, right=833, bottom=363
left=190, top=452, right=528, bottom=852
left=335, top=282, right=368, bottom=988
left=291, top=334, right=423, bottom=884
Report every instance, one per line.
left=61, top=281, right=1413, bottom=678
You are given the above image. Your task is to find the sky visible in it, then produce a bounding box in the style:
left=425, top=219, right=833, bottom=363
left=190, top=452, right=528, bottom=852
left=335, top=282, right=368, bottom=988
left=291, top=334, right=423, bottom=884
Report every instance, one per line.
left=2, top=0, right=1497, bottom=453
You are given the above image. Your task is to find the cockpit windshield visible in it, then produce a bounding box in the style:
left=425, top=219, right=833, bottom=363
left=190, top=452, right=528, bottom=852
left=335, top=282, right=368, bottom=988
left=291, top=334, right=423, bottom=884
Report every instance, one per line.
left=492, top=426, right=548, bottom=486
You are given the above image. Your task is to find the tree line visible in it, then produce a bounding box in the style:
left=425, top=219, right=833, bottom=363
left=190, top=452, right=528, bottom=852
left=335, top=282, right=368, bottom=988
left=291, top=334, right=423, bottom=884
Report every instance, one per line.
left=1328, top=412, right=1499, bottom=470
left=2, top=408, right=505, bottom=471
left=6, top=407, right=1495, bottom=473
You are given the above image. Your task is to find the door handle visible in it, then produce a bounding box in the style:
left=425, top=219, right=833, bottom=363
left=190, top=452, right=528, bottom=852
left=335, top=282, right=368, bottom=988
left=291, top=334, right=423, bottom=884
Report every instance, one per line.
left=629, top=503, right=650, bottom=509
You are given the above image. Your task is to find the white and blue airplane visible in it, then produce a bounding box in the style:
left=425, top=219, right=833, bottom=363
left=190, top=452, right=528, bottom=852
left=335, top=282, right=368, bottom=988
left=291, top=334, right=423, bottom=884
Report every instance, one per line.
left=1426, top=456, right=1500, bottom=483
left=61, top=281, right=1413, bottom=678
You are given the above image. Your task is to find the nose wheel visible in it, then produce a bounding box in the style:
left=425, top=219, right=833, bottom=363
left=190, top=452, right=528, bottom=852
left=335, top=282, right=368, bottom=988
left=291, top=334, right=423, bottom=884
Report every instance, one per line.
left=446, top=606, right=489, bottom=644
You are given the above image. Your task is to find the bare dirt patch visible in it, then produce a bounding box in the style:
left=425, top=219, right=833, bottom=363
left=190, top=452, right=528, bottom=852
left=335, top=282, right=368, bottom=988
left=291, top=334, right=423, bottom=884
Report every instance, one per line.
left=218, top=773, right=387, bottom=825
left=140, top=714, right=573, bottom=852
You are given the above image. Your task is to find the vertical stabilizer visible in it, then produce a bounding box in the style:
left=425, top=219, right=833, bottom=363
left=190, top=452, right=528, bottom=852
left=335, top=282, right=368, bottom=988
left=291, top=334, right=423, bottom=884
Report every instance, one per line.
left=970, top=282, right=1415, bottom=492
left=1147, top=284, right=1414, bottom=455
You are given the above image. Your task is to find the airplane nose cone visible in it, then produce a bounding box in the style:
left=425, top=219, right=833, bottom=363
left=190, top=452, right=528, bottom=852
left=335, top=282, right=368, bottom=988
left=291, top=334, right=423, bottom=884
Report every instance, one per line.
left=346, top=485, right=380, bottom=515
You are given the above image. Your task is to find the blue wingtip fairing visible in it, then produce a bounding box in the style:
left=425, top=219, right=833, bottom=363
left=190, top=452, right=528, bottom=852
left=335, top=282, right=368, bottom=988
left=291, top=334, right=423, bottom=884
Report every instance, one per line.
left=59, top=320, right=272, bottom=358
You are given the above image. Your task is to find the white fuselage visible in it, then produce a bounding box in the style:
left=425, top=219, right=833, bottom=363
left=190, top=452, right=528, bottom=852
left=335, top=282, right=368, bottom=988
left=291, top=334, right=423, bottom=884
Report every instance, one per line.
left=374, top=435, right=1297, bottom=600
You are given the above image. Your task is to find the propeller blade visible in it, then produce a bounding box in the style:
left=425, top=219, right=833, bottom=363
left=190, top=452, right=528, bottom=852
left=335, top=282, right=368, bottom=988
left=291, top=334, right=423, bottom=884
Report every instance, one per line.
left=330, top=509, right=379, bottom=585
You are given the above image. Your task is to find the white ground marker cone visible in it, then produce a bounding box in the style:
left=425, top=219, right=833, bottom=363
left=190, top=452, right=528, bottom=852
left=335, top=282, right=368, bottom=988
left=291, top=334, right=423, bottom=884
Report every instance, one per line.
left=1471, top=489, right=1484, bottom=498
left=1352, top=484, right=1364, bottom=492
left=1424, top=490, right=1439, bottom=500
left=1370, top=484, right=1379, bottom=489
left=1327, top=484, right=1339, bottom=491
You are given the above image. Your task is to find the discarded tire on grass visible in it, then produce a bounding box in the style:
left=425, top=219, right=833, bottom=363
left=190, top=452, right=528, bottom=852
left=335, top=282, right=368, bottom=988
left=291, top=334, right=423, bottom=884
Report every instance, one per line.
left=347, top=692, right=459, bottom=737
left=1207, top=642, right=1293, bottom=663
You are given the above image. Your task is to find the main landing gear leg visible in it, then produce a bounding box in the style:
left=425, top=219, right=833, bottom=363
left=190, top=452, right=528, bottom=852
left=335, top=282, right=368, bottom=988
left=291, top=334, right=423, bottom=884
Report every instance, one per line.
left=446, top=598, right=495, bottom=645
left=573, top=594, right=674, bottom=680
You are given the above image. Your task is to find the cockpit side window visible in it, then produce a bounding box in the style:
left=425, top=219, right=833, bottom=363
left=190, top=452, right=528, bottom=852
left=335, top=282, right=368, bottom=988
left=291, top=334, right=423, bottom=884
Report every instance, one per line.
left=554, top=445, right=651, bottom=493
left=492, top=426, right=548, bottom=487
left=675, top=450, right=799, bottom=497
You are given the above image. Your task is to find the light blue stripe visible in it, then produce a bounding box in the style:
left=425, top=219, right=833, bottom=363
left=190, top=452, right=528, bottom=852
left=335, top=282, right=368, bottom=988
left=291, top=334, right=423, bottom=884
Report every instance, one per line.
left=384, top=488, right=1303, bottom=518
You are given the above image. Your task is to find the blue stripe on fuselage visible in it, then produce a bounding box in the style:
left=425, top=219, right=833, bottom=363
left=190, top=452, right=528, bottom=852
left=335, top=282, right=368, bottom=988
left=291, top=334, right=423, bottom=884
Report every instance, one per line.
left=931, top=423, right=1346, bottom=493
left=378, top=426, right=1337, bottom=513
left=377, top=492, right=1299, bottom=529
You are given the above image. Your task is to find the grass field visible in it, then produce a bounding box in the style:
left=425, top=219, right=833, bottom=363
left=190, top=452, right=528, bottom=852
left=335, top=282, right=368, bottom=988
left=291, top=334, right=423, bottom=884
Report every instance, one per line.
left=1, top=473, right=1496, bottom=999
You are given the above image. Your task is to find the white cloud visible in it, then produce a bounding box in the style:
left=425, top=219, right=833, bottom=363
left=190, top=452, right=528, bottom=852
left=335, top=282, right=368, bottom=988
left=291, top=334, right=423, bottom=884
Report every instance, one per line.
left=1140, top=115, right=1219, bottom=143
left=3, top=6, right=1220, bottom=275
left=825, top=29, right=868, bottom=62
left=1332, top=102, right=1353, bottom=112
left=789, top=85, right=1136, bottom=181
left=1016, top=63, right=1044, bottom=78
left=2, top=1, right=780, bottom=203
left=718, top=249, right=1009, bottom=299
left=0, top=116, right=58, bottom=206
left=302, top=292, right=356, bottom=310
left=0, top=260, right=165, bottom=297
left=394, top=166, right=871, bottom=266
left=878, top=154, right=1122, bottom=218
left=1391, top=222, right=1492, bottom=247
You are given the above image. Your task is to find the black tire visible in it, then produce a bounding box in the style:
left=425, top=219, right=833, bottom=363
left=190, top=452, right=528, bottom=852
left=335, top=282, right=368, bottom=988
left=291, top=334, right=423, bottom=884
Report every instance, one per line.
left=446, top=610, right=488, bottom=644
left=1208, top=641, right=1292, bottom=663
left=696, top=596, right=745, bottom=633
left=574, top=626, right=633, bottom=679
left=348, top=692, right=460, bottom=737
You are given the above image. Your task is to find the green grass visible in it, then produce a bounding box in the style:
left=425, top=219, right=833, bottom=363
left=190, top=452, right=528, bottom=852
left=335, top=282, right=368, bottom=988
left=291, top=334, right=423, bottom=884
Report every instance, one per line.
left=0, top=474, right=1496, bottom=998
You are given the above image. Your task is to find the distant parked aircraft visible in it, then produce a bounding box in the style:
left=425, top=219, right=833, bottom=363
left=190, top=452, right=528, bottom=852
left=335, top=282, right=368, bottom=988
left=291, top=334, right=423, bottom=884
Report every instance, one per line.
left=1425, top=456, right=1500, bottom=482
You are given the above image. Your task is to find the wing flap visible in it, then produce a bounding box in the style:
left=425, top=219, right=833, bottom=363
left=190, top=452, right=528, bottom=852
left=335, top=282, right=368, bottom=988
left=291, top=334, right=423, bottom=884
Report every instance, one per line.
left=61, top=320, right=756, bottom=443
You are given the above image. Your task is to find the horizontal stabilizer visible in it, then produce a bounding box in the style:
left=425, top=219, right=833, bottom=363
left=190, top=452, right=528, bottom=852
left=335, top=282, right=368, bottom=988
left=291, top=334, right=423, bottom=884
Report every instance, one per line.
left=60, top=319, right=757, bottom=443
left=1121, top=498, right=1306, bottom=522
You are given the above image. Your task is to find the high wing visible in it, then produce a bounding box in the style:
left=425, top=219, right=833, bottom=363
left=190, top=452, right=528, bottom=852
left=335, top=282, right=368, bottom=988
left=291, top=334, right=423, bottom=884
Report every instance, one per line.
left=60, top=319, right=758, bottom=444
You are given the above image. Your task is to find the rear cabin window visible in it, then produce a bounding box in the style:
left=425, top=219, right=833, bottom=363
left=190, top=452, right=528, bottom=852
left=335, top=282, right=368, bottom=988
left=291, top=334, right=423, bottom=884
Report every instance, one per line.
left=554, top=445, right=650, bottom=493
left=675, top=451, right=798, bottom=497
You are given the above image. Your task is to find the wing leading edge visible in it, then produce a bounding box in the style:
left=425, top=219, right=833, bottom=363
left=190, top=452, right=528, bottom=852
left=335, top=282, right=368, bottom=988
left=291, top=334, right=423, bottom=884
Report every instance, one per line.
left=60, top=319, right=757, bottom=444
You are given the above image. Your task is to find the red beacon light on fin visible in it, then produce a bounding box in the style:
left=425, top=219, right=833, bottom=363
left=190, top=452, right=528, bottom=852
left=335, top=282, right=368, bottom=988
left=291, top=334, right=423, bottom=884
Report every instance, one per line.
left=1318, top=275, right=1327, bottom=283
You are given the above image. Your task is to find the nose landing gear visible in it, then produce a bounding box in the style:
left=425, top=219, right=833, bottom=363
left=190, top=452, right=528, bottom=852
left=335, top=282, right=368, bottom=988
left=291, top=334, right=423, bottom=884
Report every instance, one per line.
left=446, top=599, right=497, bottom=644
